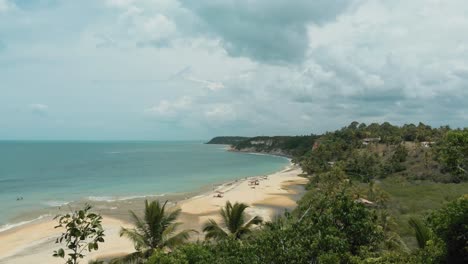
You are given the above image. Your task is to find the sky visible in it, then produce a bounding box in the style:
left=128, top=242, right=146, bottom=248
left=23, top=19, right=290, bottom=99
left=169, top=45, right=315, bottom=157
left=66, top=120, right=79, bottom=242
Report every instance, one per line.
left=0, top=0, right=467, bottom=140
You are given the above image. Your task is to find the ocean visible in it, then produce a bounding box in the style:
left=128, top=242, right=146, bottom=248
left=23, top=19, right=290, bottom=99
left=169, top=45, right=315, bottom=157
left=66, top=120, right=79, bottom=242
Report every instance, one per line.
left=0, top=141, right=289, bottom=230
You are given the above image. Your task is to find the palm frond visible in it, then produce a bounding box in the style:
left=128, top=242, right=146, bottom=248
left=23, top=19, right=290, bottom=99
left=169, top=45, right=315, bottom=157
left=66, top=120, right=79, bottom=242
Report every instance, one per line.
left=164, top=229, right=197, bottom=249
left=203, top=201, right=262, bottom=241
left=203, top=219, right=228, bottom=240
left=161, top=208, right=182, bottom=230
left=236, top=216, right=262, bottom=239
left=120, top=227, right=147, bottom=251
left=219, top=202, right=231, bottom=230
left=162, top=222, right=182, bottom=238
left=229, top=202, right=248, bottom=233
left=128, top=210, right=151, bottom=244
left=408, top=217, right=431, bottom=249
left=243, top=215, right=263, bottom=229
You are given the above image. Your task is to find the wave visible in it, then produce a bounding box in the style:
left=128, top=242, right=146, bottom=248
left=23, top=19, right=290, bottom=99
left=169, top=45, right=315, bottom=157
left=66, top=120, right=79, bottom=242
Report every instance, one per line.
left=0, top=214, right=50, bottom=233
left=105, top=151, right=122, bottom=154
left=42, top=200, right=71, bottom=207
left=87, top=196, right=116, bottom=202
left=87, top=194, right=166, bottom=202
left=246, top=152, right=271, bottom=156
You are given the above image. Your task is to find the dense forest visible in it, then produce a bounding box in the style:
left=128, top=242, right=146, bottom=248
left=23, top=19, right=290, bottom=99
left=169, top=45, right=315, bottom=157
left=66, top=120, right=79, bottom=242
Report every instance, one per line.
left=72, top=122, right=466, bottom=264
left=206, top=136, right=250, bottom=145
left=200, top=122, right=467, bottom=263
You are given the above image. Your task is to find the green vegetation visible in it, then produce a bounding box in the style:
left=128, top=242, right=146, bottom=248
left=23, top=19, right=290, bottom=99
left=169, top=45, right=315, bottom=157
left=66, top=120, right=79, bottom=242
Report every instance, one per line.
left=140, top=170, right=467, bottom=264
left=375, top=177, right=468, bottom=249
left=435, top=130, right=468, bottom=182
left=63, top=122, right=466, bottom=263
left=53, top=204, right=105, bottom=264
left=206, top=136, right=250, bottom=145
left=208, top=135, right=320, bottom=160
left=203, top=201, right=262, bottom=241
left=427, top=195, right=468, bottom=264
left=111, top=200, right=196, bottom=264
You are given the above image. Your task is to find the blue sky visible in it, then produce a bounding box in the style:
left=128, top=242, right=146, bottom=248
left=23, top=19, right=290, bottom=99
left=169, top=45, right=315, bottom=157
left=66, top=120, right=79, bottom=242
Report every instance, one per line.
left=1, top=0, right=467, bottom=140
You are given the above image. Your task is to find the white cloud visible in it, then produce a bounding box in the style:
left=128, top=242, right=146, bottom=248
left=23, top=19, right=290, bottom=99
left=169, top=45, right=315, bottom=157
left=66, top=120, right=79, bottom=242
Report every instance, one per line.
left=204, top=104, right=236, bottom=121
left=29, top=104, right=49, bottom=115
left=301, top=114, right=312, bottom=121
left=105, top=0, right=135, bottom=8
left=145, top=97, right=192, bottom=118
left=0, top=0, right=14, bottom=12
left=142, top=14, right=176, bottom=37
left=2, top=0, right=468, bottom=139
left=186, top=77, right=224, bottom=91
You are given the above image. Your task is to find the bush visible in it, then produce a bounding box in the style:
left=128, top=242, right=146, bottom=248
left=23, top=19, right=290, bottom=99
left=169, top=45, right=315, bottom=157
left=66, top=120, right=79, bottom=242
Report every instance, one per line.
left=427, top=195, right=468, bottom=264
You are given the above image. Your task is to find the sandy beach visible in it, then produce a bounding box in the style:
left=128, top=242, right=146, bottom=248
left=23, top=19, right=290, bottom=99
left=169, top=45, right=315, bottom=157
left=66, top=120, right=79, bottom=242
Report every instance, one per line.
left=0, top=165, right=306, bottom=264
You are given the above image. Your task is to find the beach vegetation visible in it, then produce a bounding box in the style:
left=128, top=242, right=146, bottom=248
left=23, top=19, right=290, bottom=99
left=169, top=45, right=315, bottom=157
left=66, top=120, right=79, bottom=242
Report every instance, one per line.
left=202, top=201, right=262, bottom=241
left=53, top=204, right=105, bottom=264
left=49, top=121, right=468, bottom=264
left=408, top=217, right=432, bottom=249
left=112, top=200, right=196, bottom=264
left=426, top=194, right=468, bottom=263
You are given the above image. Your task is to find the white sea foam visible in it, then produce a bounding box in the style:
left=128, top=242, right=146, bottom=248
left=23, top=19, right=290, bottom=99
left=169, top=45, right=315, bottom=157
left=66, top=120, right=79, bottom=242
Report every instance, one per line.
left=87, top=194, right=165, bottom=202
left=0, top=214, right=50, bottom=233
left=117, top=194, right=166, bottom=201
left=88, top=196, right=116, bottom=202
left=43, top=200, right=70, bottom=207
left=246, top=152, right=269, bottom=156
left=105, top=151, right=122, bottom=154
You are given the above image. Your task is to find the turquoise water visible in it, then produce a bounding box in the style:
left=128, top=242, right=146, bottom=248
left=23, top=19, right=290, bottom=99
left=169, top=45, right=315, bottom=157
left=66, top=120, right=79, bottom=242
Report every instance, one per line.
left=0, top=141, right=289, bottom=227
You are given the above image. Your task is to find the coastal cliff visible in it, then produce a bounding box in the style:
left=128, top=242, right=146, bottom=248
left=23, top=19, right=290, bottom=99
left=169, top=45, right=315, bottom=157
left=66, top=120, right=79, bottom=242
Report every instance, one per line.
left=207, top=135, right=319, bottom=159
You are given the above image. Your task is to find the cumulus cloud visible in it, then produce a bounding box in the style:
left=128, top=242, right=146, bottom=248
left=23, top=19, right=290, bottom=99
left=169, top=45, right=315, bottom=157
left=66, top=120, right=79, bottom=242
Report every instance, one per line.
left=186, top=77, right=224, bottom=91
left=204, top=104, right=236, bottom=121
left=2, top=0, right=468, bottom=139
left=0, top=0, right=14, bottom=12
left=179, top=0, right=353, bottom=63
left=105, top=0, right=135, bottom=8
left=145, top=97, right=192, bottom=119
left=223, top=0, right=468, bottom=129
left=29, top=104, right=49, bottom=116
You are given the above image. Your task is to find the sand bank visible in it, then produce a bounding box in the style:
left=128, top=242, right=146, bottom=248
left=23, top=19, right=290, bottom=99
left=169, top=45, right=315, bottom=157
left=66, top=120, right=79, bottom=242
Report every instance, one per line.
left=0, top=165, right=306, bottom=263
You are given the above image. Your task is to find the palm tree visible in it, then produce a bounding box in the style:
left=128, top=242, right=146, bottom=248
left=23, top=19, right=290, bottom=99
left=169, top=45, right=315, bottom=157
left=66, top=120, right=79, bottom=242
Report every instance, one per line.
left=203, top=201, right=263, bottom=240
left=112, top=200, right=195, bottom=263
left=408, top=216, right=431, bottom=249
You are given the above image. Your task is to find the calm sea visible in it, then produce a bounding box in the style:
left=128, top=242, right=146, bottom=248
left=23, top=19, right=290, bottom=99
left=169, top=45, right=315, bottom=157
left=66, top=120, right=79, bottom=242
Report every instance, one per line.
left=0, top=141, right=289, bottom=229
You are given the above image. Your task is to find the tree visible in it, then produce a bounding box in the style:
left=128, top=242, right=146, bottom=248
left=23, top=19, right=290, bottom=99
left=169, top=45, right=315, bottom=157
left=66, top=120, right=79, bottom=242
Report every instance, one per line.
left=393, top=144, right=408, bottom=162
left=345, top=150, right=382, bottom=182
left=203, top=201, right=262, bottom=241
left=53, top=204, right=105, bottom=264
left=436, top=130, right=468, bottom=182
left=427, top=195, right=468, bottom=264
left=114, top=200, right=195, bottom=263
left=146, top=243, right=214, bottom=264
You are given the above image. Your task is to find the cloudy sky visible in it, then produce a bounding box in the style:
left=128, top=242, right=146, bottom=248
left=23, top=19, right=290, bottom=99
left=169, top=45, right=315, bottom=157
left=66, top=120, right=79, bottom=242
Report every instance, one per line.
left=1, top=0, right=467, bottom=140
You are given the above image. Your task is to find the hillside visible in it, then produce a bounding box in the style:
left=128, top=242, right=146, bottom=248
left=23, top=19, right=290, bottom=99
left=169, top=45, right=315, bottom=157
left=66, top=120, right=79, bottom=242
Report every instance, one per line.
left=207, top=135, right=319, bottom=159
left=200, top=122, right=468, bottom=262
left=206, top=136, right=250, bottom=145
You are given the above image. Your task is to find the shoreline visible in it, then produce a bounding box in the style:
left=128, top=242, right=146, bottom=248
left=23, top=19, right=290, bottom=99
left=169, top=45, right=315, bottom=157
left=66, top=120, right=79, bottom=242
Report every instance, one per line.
left=0, top=148, right=291, bottom=234
left=0, top=163, right=307, bottom=263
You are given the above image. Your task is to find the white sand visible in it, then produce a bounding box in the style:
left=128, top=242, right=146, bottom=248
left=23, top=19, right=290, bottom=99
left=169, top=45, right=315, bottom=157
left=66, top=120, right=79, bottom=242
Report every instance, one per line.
left=0, top=165, right=306, bottom=263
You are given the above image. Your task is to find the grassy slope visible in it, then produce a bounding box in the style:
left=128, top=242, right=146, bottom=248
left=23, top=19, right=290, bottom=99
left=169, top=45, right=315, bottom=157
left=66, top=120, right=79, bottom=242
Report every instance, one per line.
left=379, top=178, right=468, bottom=248
left=357, top=142, right=467, bottom=248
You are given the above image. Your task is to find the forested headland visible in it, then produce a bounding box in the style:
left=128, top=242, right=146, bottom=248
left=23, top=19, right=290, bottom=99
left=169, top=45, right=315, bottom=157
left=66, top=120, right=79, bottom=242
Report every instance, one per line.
left=204, top=122, right=468, bottom=263
left=61, top=122, right=467, bottom=264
